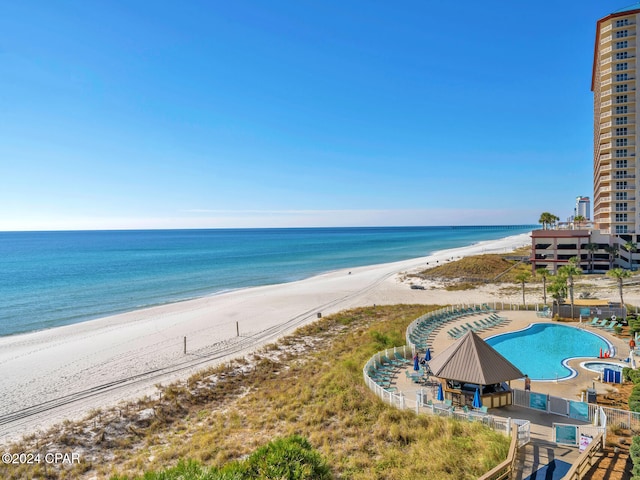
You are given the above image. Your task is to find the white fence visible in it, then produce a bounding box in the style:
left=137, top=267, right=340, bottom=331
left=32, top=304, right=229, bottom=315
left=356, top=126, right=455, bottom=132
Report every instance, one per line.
left=363, top=345, right=527, bottom=442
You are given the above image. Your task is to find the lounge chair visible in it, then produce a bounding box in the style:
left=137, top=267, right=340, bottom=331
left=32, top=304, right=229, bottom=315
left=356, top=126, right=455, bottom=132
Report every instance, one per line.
left=474, top=320, right=485, bottom=330
left=604, top=321, right=621, bottom=331
left=588, top=317, right=600, bottom=326
left=394, top=352, right=412, bottom=364
left=466, top=322, right=478, bottom=332
left=382, top=355, right=403, bottom=367
left=593, top=319, right=608, bottom=328
left=478, top=318, right=493, bottom=328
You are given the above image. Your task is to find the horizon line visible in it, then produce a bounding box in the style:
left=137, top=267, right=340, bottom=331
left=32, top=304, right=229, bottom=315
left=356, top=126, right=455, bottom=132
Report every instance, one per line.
left=0, top=224, right=539, bottom=234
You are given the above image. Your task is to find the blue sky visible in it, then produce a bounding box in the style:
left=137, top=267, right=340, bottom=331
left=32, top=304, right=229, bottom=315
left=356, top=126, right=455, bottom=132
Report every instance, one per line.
left=0, top=1, right=631, bottom=230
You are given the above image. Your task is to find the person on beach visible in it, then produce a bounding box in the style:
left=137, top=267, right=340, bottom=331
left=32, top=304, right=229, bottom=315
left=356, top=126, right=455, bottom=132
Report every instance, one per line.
left=630, top=337, right=636, bottom=353
left=524, top=374, right=531, bottom=391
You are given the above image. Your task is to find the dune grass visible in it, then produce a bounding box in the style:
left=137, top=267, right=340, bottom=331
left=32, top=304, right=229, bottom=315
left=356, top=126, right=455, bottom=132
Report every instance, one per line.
left=420, top=254, right=532, bottom=284
left=1, top=305, right=510, bottom=479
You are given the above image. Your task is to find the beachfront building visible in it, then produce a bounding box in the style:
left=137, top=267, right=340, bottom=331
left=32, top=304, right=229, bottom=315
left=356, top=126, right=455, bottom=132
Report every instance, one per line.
left=593, top=5, right=640, bottom=238
left=575, top=196, right=591, bottom=220
left=531, top=228, right=613, bottom=273
left=531, top=5, right=640, bottom=273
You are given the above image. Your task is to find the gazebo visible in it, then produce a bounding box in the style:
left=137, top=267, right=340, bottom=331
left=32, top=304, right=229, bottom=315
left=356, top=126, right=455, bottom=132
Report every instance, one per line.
left=428, top=330, right=524, bottom=408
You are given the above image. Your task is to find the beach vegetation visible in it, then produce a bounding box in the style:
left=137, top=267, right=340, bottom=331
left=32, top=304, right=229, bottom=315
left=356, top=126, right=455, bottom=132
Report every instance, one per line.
left=534, top=268, right=550, bottom=304
left=631, top=435, right=640, bottom=480
left=607, top=267, right=633, bottom=306
left=1, top=305, right=510, bottom=480
left=538, top=212, right=559, bottom=230
left=418, top=254, right=532, bottom=284
left=629, top=316, right=640, bottom=336
left=558, top=258, right=582, bottom=319
left=514, top=271, right=531, bottom=306
left=585, top=242, right=599, bottom=273
left=444, top=281, right=477, bottom=291
left=111, top=435, right=331, bottom=480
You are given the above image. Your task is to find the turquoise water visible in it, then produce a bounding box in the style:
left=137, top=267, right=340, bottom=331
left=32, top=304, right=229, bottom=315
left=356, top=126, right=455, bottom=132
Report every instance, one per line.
left=486, top=323, right=612, bottom=381
left=581, top=361, right=624, bottom=374
left=0, top=225, right=534, bottom=337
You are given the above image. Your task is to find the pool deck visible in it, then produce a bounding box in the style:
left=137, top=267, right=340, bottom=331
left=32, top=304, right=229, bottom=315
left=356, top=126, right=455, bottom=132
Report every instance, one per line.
left=428, top=310, right=632, bottom=400
left=395, top=309, right=633, bottom=479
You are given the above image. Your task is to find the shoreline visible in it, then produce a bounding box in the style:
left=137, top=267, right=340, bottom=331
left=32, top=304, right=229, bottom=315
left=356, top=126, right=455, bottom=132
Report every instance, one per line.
left=0, top=231, right=532, bottom=444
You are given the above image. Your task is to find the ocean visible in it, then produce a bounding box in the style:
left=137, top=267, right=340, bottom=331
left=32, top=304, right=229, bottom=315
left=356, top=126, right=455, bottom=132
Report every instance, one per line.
left=0, top=226, right=535, bottom=337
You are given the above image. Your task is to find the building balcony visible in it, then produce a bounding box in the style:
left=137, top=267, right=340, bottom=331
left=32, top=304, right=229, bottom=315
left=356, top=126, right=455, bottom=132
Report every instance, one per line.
left=601, top=131, right=613, bottom=140
left=602, top=99, right=613, bottom=107
left=599, top=174, right=612, bottom=182
left=613, top=173, right=636, bottom=179
left=600, top=153, right=612, bottom=161
left=601, top=88, right=614, bottom=98
left=602, top=67, right=613, bottom=76
left=601, top=57, right=613, bottom=67
left=601, top=111, right=613, bottom=120
left=613, top=75, right=636, bottom=84
left=602, top=24, right=613, bottom=34
left=599, top=163, right=613, bottom=173
left=601, top=34, right=612, bottom=44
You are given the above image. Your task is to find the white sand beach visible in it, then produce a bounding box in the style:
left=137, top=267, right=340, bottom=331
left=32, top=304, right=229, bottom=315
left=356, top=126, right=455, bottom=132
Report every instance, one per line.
left=0, top=231, right=547, bottom=444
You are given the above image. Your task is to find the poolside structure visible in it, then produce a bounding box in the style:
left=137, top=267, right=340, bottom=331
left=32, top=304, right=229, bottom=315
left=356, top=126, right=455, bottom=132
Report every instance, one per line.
left=553, top=297, right=626, bottom=320
left=427, top=330, right=524, bottom=408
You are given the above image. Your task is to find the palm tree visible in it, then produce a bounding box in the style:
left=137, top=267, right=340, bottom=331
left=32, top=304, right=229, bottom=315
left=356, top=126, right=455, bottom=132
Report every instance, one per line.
left=607, top=267, right=632, bottom=306
left=535, top=267, right=549, bottom=305
left=573, top=215, right=586, bottom=228
left=585, top=242, right=599, bottom=273
left=515, top=271, right=531, bottom=307
left=558, top=257, right=582, bottom=319
left=624, top=241, right=637, bottom=271
left=605, top=244, right=619, bottom=270
left=547, top=273, right=567, bottom=316
left=538, top=212, right=559, bottom=230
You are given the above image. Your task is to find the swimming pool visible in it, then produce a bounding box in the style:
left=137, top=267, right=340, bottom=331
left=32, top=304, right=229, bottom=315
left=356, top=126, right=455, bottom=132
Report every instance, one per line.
left=486, top=323, right=612, bottom=381
left=580, top=361, right=625, bottom=374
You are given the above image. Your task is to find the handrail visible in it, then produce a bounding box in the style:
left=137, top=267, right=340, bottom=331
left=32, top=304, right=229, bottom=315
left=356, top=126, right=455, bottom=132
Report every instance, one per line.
left=561, top=432, right=604, bottom=480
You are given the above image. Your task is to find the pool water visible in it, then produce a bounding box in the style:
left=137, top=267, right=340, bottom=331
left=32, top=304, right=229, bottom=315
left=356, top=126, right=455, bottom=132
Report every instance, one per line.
left=581, top=361, right=625, bottom=374
left=486, top=323, right=611, bottom=381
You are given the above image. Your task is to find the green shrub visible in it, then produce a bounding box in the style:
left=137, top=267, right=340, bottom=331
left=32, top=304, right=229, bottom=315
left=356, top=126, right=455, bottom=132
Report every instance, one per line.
left=110, top=436, right=330, bottom=480
left=629, top=317, right=640, bottom=335
left=632, top=436, right=640, bottom=479
left=235, top=435, right=330, bottom=479
left=626, top=368, right=640, bottom=385
left=630, top=385, right=640, bottom=412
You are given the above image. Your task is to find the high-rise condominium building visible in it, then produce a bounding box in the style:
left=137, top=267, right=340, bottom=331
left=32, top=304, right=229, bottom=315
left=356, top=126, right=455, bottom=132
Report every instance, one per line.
left=575, top=196, right=591, bottom=220
left=532, top=5, right=640, bottom=274
left=593, top=4, right=640, bottom=237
